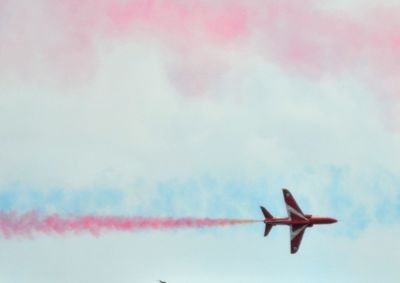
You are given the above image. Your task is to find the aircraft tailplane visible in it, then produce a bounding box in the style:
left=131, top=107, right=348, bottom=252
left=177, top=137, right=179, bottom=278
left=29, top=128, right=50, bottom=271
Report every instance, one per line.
left=264, top=224, right=273, bottom=237
left=260, top=206, right=273, bottom=219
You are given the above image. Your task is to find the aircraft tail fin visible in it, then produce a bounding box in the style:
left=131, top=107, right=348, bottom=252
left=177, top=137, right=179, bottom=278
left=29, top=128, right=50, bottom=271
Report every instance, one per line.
left=264, top=223, right=273, bottom=237
left=260, top=206, right=273, bottom=219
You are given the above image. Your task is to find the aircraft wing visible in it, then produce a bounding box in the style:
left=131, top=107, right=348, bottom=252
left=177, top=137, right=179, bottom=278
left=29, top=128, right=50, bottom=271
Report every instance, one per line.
left=283, top=189, right=307, bottom=221
left=290, top=224, right=307, bottom=254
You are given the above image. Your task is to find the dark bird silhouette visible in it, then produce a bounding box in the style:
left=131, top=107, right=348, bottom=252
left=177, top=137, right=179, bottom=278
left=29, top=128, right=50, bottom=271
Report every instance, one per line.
left=159, top=281, right=166, bottom=283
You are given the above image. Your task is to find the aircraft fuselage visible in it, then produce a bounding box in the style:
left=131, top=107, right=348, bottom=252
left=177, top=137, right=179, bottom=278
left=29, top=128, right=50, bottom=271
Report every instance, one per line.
left=264, top=216, right=337, bottom=226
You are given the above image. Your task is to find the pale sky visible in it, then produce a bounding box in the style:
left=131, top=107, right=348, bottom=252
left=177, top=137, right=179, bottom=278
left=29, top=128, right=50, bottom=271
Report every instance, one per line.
left=1, top=1, right=400, bottom=282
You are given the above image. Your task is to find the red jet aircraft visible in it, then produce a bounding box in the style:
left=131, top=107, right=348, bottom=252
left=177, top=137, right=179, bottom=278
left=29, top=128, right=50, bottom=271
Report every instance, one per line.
left=261, top=189, right=337, bottom=254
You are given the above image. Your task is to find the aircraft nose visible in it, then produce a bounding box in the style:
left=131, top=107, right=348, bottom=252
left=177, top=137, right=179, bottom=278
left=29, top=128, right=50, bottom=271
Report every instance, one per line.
left=331, top=218, right=338, bottom=223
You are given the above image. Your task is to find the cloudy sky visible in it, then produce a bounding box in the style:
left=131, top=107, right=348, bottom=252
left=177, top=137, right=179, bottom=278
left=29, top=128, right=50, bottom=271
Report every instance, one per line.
left=1, top=0, right=400, bottom=282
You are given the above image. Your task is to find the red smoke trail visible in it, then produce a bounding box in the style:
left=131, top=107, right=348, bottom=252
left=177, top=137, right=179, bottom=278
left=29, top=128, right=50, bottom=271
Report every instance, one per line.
left=0, top=212, right=259, bottom=238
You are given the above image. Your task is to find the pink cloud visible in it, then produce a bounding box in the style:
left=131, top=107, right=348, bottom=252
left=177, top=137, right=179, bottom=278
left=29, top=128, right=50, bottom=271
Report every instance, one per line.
left=259, top=2, right=400, bottom=81
left=0, top=0, right=250, bottom=86
left=1, top=0, right=400, bottom=107
left=103, top=0, right=248, bottom=41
